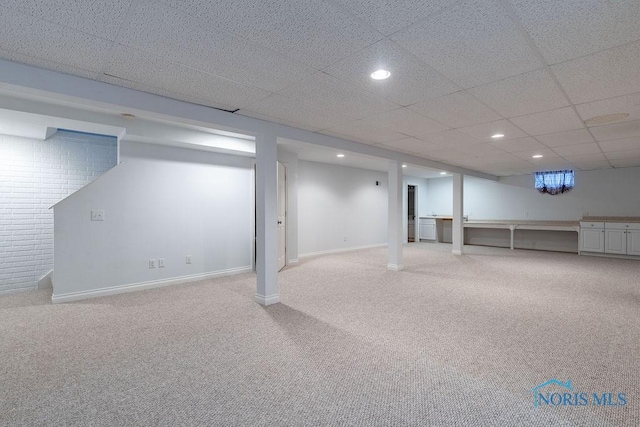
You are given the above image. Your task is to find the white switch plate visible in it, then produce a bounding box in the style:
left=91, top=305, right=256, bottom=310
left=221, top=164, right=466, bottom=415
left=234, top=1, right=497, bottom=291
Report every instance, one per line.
left=158, top=258, right=165, bottom=268
left=91, top=210, right=105, bottom=221
left=149, top=259, right=156, bottom=269
left=186, top=255, right=192, bottom=264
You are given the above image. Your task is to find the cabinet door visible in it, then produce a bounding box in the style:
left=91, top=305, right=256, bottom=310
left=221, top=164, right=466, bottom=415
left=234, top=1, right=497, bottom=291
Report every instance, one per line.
left=581, top=228, right=604, bottom=253
left=420, top=224, right=436, bottom=240
left=605, top=229, right=626, bottom=254
left=627, top=230, right=640, bottom=256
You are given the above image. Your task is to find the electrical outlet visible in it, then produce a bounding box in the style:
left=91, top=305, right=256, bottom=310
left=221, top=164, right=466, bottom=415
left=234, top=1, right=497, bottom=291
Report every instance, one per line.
left=343, top=236, right=347, bottom=242
left=524, top=211, right=529, bottom=217
left=91, top=210, right=104, bottom=221
left=158, top=258, right=165, bottom=268
left=186, top=255, right=192, bottom=264
left=149, top=259, right=156, bottom=269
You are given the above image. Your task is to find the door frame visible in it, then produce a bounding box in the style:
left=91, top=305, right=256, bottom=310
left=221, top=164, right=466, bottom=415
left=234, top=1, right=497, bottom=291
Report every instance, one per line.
left=277, top=161, right=287, bottom=271
left=407, top=183, right=419, bottom=243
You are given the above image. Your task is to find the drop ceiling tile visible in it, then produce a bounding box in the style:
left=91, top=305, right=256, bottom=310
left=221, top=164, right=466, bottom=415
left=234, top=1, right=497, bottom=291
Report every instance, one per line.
left=391, top=0, right=543, bottom=88
left=489, top=137, right=544, bottom=153
left=380, top=137, right=440, bottom=154
left=409, top=92, right=502, bottom=128
left=528, top=159, right=575, bottom=170
left=277, top=73, right=400, bottom=120
left=561, top=153, right=607, bottom=163
left=609, top=157, right=640, bottom=168
left=508, top=0, right=640, bottom=65
left=572, top=161, right=612, bottom=171
left=576, top=93, right=640, bottom=126
left=552, top=143, right=602, bottom=157
left=0, top=7, right=113, bottom=73
left=453, top=143, right=507, bottom=158
left=105, top=44, right=164, bottom=84
left=418, top=129, right=484, bottom=146
left=151, top=62, right=272, bottom=110
left=510, top=107, right=584, bottom=136
left=535, top=129, right=595, bottom=147
left=428, top=149, right=476, bottom=162
left=0, top=48, right=98, bottom=80
left=120, top=1, right=316, bottom=92
left=321, top=120, right=407, bottom=144
left=512, top=148, right=559, bottom=161
left=589, top=120, right=640, bottom=141
left=458, top=119, right=528, bottom=142
left=237, top=110, right=321, bottom=132
left=551, top=40, right=640, bottom=104
left=100, top=75, right=240, bottom=111
left=322, top=40, right=460, bottom=106
left=357, top=108, right=448, bottom=137
left=331, top=0, right=457, bottom=36
left=469, top=69, right=569, bottom=117
left=604, top=149, right=640, bottom=161
left=1, top=0, right=132, bottom=40
left=162, top=0, right=383, bottom=69
left=243, top=95, right=351, bottom=131
left=598, top=137, right=640, bottom=153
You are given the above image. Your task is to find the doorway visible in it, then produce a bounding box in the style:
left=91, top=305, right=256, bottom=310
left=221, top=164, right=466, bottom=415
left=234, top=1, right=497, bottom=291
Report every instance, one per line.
left=277, top=162, right=286, bottom=271
left=408, top=185, right=417, bottom=243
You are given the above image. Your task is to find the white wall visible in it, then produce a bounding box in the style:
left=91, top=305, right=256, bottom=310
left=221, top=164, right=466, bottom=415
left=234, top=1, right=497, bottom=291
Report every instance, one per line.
left=53, top=141, right=253, bottom=300
left=426, top=167, right=640, bottom=220
left=298, top=160, right=388, bottom=257
left=0, top=131, right=116, bottom=294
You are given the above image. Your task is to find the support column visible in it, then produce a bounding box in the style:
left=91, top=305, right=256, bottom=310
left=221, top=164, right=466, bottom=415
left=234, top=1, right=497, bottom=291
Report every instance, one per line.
left=255, top=132, right=280, bottom=305
left=388, top=160, right=404, bottom=270
left=452, top=173, right=464, bottom=255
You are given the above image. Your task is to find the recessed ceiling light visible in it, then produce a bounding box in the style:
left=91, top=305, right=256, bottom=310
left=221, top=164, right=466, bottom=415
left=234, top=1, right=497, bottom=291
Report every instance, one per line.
left=584, top=113, right=629, bottom=125
left=337, top=154, right=345, bottom=158
left=532, top=154, right=544, bottom=158
left=402, top=164, right=407, bottom=168
left=371, top=69, right=391, bottom=80
left=440, top=172, right=447, bottom=175
left=491, top=133, right=505, bottom=139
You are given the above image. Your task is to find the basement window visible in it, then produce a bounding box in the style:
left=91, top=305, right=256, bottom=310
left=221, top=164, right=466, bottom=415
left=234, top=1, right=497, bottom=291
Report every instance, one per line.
left=535, top=170, right=575, bottom=195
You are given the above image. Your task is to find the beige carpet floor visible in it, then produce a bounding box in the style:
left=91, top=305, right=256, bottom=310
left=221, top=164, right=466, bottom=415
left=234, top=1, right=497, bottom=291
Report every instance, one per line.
left=1, top=243, right=638, bottom=426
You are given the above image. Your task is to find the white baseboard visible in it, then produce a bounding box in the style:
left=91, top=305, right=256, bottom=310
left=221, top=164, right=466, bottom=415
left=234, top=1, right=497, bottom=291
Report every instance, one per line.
left=288, top=258, right=299, bottom=264
left=452, top=250, right=463, bottom=255
left=387, top=263, right=404, bottom=271
left=254, top=293, right=280, bottom=306
left=51, top=266, right=253, bottom=303
left=299, top=243, right=387, bottom=259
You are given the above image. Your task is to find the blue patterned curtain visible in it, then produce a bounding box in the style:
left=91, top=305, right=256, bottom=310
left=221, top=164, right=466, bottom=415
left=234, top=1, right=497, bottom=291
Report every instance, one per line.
left=535, top=170, right=574, bottom=195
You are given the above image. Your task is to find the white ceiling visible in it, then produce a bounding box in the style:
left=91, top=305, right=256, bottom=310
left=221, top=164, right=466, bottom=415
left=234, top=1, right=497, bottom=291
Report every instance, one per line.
left=1, top=0, right=640, bottom=176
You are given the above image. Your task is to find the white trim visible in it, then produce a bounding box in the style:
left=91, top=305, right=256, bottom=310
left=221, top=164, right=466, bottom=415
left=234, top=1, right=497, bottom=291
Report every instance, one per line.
left=51, top=266, right=252, bottom=303
left=299, top=243, right=387, bottom=259
left=254, top=293, right=281, bottom=306
left=580, top=252, right=640, bottom=261
left=452, top=249, right=463, bottom=255
left=288, top=258, right=299, bottom=264
left=387, top=263, right=404, bottom=271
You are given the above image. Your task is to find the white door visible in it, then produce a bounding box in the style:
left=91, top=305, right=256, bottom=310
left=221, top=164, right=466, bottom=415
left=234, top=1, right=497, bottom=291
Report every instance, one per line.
left=627, top=230, right=640, bottom=256
left=277, top=162, right=286, bottom=271
left=605, top=229, right=626, bottom=254
left=581, top=228, right=604, bottom=253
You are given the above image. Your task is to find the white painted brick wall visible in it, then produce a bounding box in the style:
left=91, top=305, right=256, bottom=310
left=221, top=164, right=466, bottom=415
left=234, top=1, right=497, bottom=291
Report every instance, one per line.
left=0, top=130, right=117, bottom=294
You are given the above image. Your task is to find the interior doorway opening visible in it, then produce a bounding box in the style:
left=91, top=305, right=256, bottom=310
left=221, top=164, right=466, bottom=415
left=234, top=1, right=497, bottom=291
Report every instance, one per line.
left=408, top=185, right=417, bottom=243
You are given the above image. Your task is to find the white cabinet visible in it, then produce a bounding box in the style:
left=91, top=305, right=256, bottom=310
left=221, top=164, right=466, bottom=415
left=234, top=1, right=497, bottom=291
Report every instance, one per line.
left=628, top=230, right=640, bottom=256
left=419, top=218, right=436, bottom=241
left=581, top=227, right=605, bottom=253
left=582, top=222, right=640, bottom=258
left=605, top=229, right=626, bottom=254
